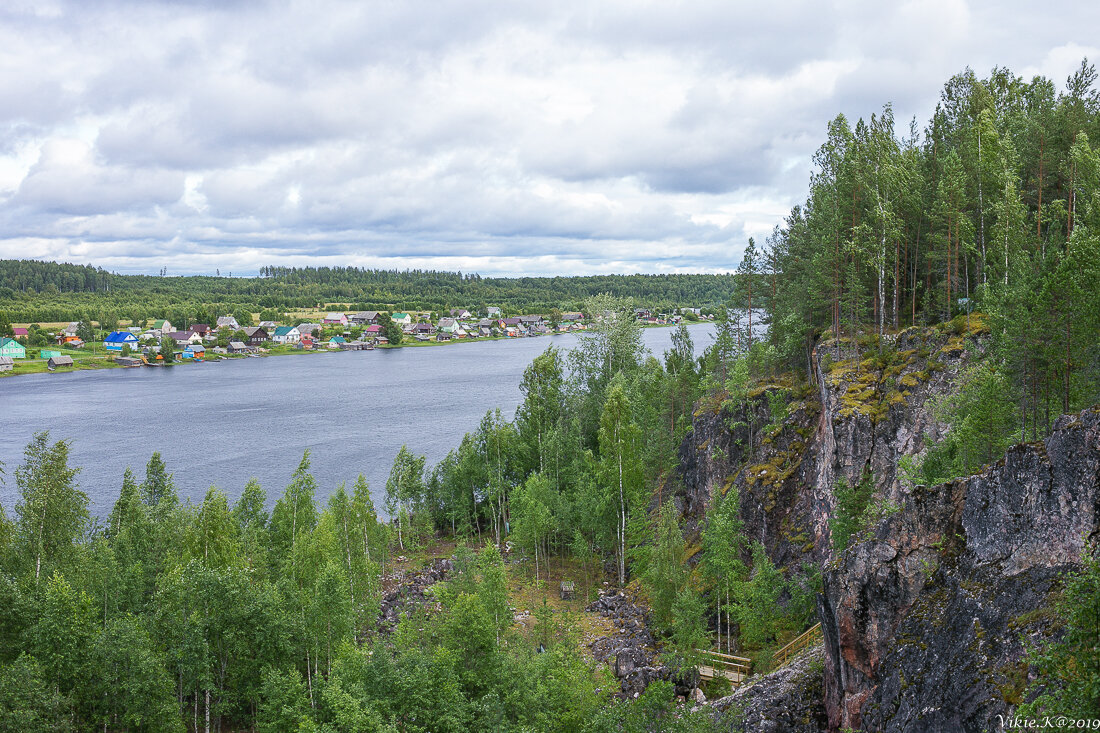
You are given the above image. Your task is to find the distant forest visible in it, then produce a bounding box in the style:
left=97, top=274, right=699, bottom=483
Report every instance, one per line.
left=0, top=260, right=736, bottom=324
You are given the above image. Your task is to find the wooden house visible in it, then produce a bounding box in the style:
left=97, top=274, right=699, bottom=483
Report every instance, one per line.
left=273, top=326, right=301, bottom=344
left=104, top=331, right=139, bottom=352
left=242, top=327, right=269, bottom=345
left=323, top=312, right=349, bottom=326
left=168, top=330, right=203, bottom=347
left=0, top=356, right=13, bottom=372
left=47, top=355, right=74, bottom=369
left=350, top=311, right=380, bottom=325
left=182, top=344, right=206, bottom=360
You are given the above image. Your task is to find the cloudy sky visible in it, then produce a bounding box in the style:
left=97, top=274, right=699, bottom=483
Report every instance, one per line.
left=0, top=0, right=1096, bottom=277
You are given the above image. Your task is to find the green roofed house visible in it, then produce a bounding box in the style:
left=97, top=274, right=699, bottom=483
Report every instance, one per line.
left=390, top=312, right=411, bottom=325
left=0, top=337, right=26, bottom=359
left=272, top=325, right=300, bottom=344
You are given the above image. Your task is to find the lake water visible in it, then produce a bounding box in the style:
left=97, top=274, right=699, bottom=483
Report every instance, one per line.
left=0, top=323, right=714, bottom=518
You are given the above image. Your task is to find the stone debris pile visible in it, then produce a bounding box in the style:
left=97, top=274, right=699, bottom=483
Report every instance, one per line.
left=586, top=589, right=697, bottom=700
left=376, top=558, right=453, bottom=634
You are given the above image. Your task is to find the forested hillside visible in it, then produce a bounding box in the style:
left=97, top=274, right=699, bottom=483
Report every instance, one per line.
left=763, top=60, right=1100, bottom=477
left=0, top=260, right=736, bottom=323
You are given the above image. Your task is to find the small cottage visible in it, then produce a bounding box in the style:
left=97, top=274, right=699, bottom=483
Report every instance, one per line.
left=47, top=355, right=74, bottom=369
left=0, top=356, right=13, bottom=372
left=182, top=344, right=206, bottom=360
left=350, top=311, right=379, bottom=325
left=103, top=331, right=139, bottom=352
left=273, top=326, right=301, bottom=344
left=323, top=312, right=349, bottom=326
left=242, top=327, right=269, bottom=345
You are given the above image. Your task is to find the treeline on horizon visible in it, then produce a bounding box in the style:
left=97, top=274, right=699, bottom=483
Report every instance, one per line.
left=0, top=259, right=738, bottom=324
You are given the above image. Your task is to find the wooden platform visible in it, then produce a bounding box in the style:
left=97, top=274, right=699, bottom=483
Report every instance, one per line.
left=696, top=650, right=752, bottom=685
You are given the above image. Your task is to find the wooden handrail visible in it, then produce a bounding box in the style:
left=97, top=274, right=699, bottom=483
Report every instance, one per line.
left=773, top=623, right=823, bottom=668
left=699, top=650, right=753, bottom=665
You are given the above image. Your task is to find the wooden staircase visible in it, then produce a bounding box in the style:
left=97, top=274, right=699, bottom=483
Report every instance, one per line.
left=772, top=623, right=823, bottom=669
left=696, top=623, right=823, bottom=689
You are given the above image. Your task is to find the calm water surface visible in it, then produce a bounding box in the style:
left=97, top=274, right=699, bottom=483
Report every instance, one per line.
left=0, top=324, right=714, bottom=516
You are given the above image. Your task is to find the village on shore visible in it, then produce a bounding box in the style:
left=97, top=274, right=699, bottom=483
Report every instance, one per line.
left=0, top=306, right=709, bottom=377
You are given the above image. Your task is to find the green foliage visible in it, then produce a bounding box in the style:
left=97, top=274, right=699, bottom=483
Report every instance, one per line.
left=159, top=335, right=175, bottom=363
left=384, top=446, right=425, bottom=551
left=736, top=543, right=790, bottom=650
left=1020, top=543, right=1100, bottom=717
left=587, top=679, right=721, bottom=733
left=0, top=654, right=70, bottom=732
left=379, top=312, right=403, bottom=346
left=829, top=474, right=876, bottom=552
left=14, top=432, right=87, bottom=586
left=90, top=616, right=181, bottom=731
left=668, top=588, right=708, bottom=663
left=258, top=666, right=314, bottom=733
left=641, top=502, right=686, bottom=631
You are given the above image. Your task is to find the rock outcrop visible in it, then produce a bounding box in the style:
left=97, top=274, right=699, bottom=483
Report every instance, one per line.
left=674, top=321, right=1099, bottom=731
left=820, top=407, right=1100, bottom=731
left=376, top=557, right=453, bottom=634
left=677, top=325, right=977, bottom=575
left=587, top=589, right=669, bottom=698
left=712, top=645, right=827, bottom=733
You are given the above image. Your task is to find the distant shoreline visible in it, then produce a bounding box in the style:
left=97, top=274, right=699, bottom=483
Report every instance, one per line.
left=0, top=321, right=710, bottom=381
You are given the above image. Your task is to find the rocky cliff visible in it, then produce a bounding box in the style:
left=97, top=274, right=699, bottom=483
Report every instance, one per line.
left=820, top=407, right=1100, bottom=731
left=676, top=321, right=1099, bottom=731
left=677, top=323, right=977, bottom=570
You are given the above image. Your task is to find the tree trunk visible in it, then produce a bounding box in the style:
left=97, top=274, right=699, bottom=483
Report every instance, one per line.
left=618, top=441, right=625, bottom=587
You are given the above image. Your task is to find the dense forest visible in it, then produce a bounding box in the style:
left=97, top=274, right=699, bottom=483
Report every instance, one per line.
left=762, top=60, right=1100, bottom=479
left=0, top=261, right=736, bottom=324
left=2, top=61, right=1100, bottom=729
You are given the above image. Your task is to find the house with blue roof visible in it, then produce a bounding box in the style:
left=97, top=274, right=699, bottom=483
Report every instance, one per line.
left=104, top=331, right=139, bottom=352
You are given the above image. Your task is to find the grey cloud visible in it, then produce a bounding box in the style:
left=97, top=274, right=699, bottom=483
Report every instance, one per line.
left=0, top=0, right=1093, bottom=276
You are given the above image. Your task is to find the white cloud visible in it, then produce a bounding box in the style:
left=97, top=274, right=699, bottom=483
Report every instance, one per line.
left=0, top=0, right=1092, bottom=275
